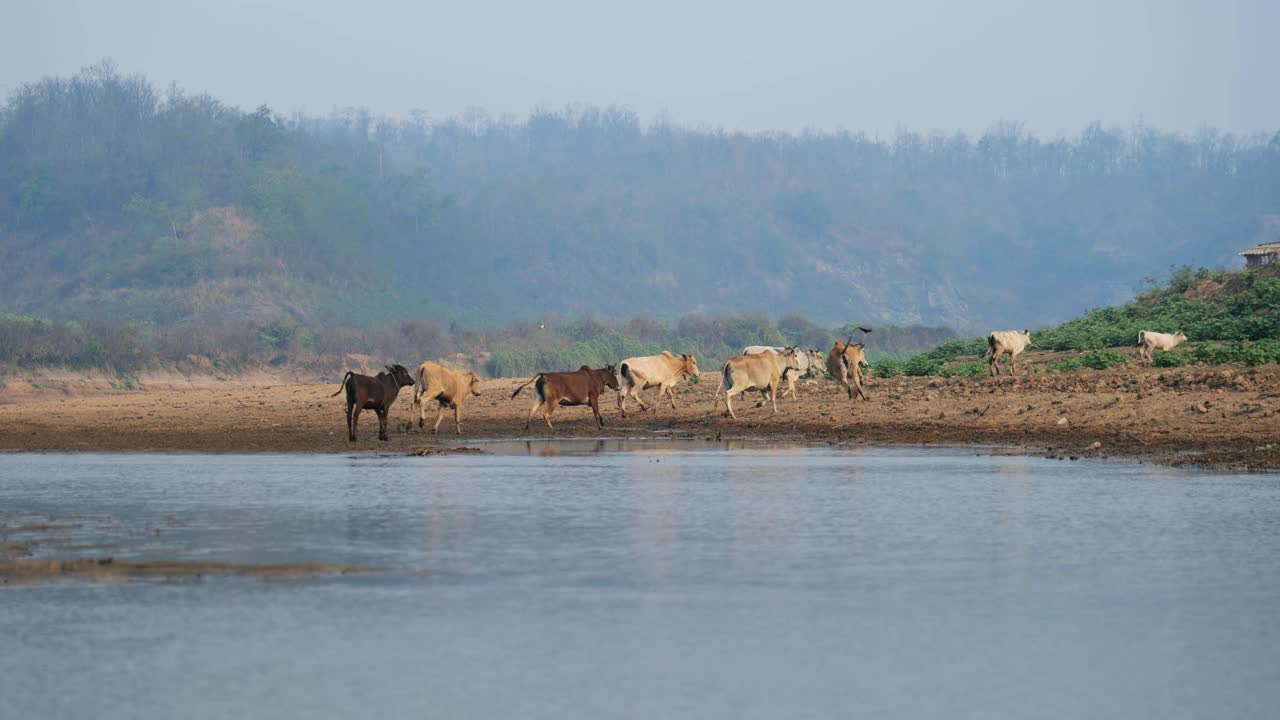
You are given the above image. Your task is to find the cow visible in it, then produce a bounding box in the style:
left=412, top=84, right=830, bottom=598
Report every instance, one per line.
left=616, top=352, right=699, bottom=417
left=986, top=330, right=1034, bottom=376
left=713, top=349, right=803, bottom=419
left=412, top=362, right=482, bottom=435
left=826, top=341, right=870, bottom=401
left=512, top=365, right=620, bottom=430
left=1137, top=330, right=1188, bottom=364
left=742, top=343, right=808, bottom=397
left=330, top=364, right=415, bottom=442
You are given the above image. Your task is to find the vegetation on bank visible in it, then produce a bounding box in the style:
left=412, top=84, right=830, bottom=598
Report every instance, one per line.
left=5, top=266, right=1276, bottom=380
left=0, top=311, right=953, bottom=378
left=868, top=265, right=1280, bottom=377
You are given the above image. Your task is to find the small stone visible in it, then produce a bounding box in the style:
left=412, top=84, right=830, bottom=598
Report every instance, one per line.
left=1056, top=417, right=1069, bottom=426
left=1194, top=403, right=1209, bottom=414
left=1089, top=441, right=1102, bottom=450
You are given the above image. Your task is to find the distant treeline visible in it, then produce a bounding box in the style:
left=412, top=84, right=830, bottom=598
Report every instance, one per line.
left=2, top=61, right=1280, bottom=331
left=0, top=311, right=955, bottom=378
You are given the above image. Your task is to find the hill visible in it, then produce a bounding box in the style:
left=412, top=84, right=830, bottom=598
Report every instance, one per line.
left=2, top=62, right=1279, bottom=334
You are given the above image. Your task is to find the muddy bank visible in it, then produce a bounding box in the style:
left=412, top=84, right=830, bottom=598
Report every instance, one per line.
left=1, top=361, right=1278, bottom=469
left=0, top=558, right=371, bottom=584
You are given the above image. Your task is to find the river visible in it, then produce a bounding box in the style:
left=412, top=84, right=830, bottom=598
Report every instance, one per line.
left=2, top=442, right=1278, bottom=718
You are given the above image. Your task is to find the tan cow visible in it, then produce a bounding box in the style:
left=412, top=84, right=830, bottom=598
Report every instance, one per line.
left=1137, top=330, right=1187, bottom=364
left=742, top=345, right=823, bottom=399
left=713, top=349, right=802, bottom=419
left=826, top=341, right=870, bottom=400
left=616, top=351, right=699, bottom=417
left=412, top=362, right=482, bottom=435
left=986, top=330, right=1033, bottom=376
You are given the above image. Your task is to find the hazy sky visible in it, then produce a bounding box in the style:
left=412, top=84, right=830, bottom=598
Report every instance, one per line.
left=2, top=0, right=1277, bottom=137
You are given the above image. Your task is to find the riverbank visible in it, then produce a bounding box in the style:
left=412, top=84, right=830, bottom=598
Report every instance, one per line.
left=1, top=362, right=1278, bottom=469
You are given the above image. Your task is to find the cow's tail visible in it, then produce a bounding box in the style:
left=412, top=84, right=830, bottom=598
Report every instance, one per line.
left=712, top=362, right=730, bottom=409
left=330, top=371, right=353, bottom=397
left=412, top=366, right=428, bottom=410
left=621, top=363, right=649, bottom=389
left=1136, top=331, right=1146, bottom=348
left=985, top=334, right=997, bottom=360
left=511, top=374, right=542, bottom=399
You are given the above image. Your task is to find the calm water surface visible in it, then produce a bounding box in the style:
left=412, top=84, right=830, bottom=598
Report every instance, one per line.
left=2, top=442, right=1278, bottom=719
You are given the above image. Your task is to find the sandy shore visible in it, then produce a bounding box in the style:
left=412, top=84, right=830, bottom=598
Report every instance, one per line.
left=2, top=358, right=1278, bottom=469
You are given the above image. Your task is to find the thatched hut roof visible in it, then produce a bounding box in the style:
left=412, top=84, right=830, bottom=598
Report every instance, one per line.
left=1240, top=242, right=1280, bottom=256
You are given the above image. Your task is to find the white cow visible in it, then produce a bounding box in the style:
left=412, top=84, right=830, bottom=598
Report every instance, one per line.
left=986, top=330, right=1034, bottom=376
left=1137, top=331, right=1188, bottom=364
left=616, top=351, right=700, bottom=417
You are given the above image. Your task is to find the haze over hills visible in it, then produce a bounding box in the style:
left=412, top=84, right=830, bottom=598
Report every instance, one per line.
left=1, top=63, right=1278, bottom=334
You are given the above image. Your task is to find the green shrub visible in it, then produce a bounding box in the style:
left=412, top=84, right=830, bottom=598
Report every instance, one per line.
left=870, top=358, right=905, bottom=378
left=903, top=354, right=941, bottom=376
left=1049, top=358, right=1083, bottom=373
left=939, top=361, right=986, bottom=378
left=1080, top=349, right=1126, bottom=370
left=1150, top=350, right=1186, bottom=368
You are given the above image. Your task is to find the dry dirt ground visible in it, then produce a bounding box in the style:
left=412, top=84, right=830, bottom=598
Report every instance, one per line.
left=2, top=356, right=1278, bottom=469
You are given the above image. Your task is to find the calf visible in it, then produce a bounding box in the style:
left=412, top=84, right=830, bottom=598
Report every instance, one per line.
left=512, top=365, right=620, bottom=430
left=331, top=364, right=415, bottom=441
left=986, top=330, right=1033, bottom=376
left=826, top=341, right=870, bottom=401
left=413, top=362, right=482, bottom=435
left=713, top=349, right=802, bottom=419
left=617, top=351, right=699, bottom=417
left=1137, top=330, right=1188, bottom=364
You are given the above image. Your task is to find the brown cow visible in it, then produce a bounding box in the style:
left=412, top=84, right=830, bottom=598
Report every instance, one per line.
left=511, top=365, right=620, bottom=430
left=826, top=341, right=869, bottom=400
left=412, top=361, right=482, bottom=435
left=331, top=364, right=415, bottom=441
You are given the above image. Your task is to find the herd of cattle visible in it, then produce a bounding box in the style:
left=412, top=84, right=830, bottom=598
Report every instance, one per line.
left=331, top=327, right=1190, bottom=441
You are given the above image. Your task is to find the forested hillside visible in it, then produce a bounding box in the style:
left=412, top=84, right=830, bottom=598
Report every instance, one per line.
left=2, top=61, right=1279, bottom=334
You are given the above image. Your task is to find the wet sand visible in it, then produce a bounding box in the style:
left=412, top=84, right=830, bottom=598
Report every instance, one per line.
left=2, top=356, right=1278, bottom=468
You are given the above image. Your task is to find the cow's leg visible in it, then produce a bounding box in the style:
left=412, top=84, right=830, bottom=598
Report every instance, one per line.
left=664, top=383, right=677, bottom=409
left=769, top=383, right=780, bottom=414
left=590, top=393, right=604, bottom=429
left=785, top=372, right=797, bottom=400
left=634, top=385, right=649, bottom=413
left=432, top=402, right=445, bottom=435
left=1010, top=353, right=1017, bottom=377
left=453, top=405, right=462, bottom=435
left=346, top=404, right=356, bottom=442
left=542, top=401, right=555, bottom=430
left=526, top=400, right=542, bottom=430
left=377, top=408, right=389, bottom=441
left=724, top=389, right=738, bottom=419
left=617, top=387, right=628, bottom=418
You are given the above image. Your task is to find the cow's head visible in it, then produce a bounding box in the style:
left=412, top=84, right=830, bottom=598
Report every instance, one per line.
left=842, top=343, right=868, bottom=372
left=1020, top=329, right=1035, bottom=347
left=1174, top=331, right=1188, bottom=342
left=779, top=347, right=804, bottom=371
left=466, top=371, right=482, bottom=397
left=679, top=353, right=699, bottom=378
left=601, top=364, right=621, bottom=391
left=386, top=364, right=415, bottom=387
